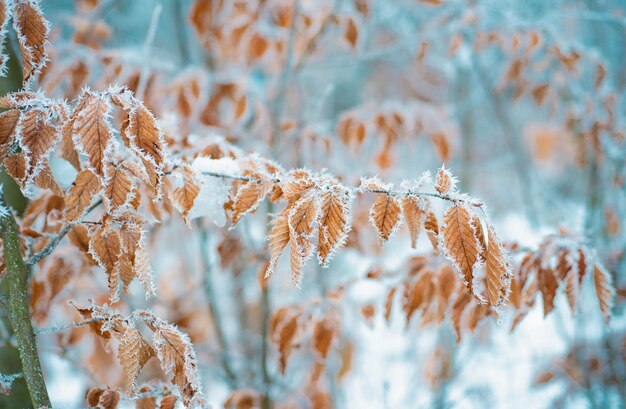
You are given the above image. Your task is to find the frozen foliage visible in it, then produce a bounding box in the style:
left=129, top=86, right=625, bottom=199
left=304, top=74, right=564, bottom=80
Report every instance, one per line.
left=0, top=0, right=624, bottom=408
left=188, top=156, right=240, bottom=225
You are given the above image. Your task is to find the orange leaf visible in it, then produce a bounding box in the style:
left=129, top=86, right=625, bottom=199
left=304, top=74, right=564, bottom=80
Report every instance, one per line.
left=442, top=205, right=481, bottom=301
left=73, top=92, right=114, bottom=176
left=593, top=264, right=613, bottom=323
left=317, top=188, right=351, bottom=266
left=12, top=0, right=50, bottom=84
left=65, top=169, right=102, bottom=223
left=369, top=194, right=401, bottom=244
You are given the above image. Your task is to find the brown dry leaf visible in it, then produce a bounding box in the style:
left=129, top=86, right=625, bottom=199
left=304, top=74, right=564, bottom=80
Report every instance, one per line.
left=86, top=387, right=121, bottom=409
left=247, top=33, right=268, bottom=62
left=116, top=253, right=135, bottom=291
left=424, top=209, right=439, bottom=253
left=0, top=0, right=8, bottom=72
left=18, top=108, right=58, bottom=174
left=564, top=268, right=579, bottom=314
left=337, top=340, right=354, bottom=382
left=288, top=195, right=320, bottom=287
left=224, top=389, right=261, bottom=409
left=60, top=119, right=81, bottom=170
left=117, top=325, right=155, bottom=395
left=134, top=386, right=157, bottom=409
left=442, top=205, right=480, bottom=299
left=265, top=210, right=290, bottom=278
left=384, top=287, right=397, bottom=322
left=189, top=0, right=213, bottom=46
left=68, top=224, right=96, bottom=264
left=485, top=226, right=510, bottom=307
left=369, top=194, right=401, bottom=244
left=0, top=109, right=20, bottom=159
left=12, top=0, right=50, bottom=83
left=402, top=196, right=424, bottom=249
left=452, top=292, right=471, bottom=342
left=317, top=189, right=351, bottom=266
left=436, top=265, right=457, bottom=322
left=123, top=104, right=165, bottom=188
left=65, top=169, right=102, bottom=223
left=538, top=267, right=558, bottom=317
left=89, top=223, right=122, bottom=300
left=231, top=179, right=272, bottom=225
left=593, top=264, right=613, bottom=323
left=312, top=317, right=335, bottom=360
left=281, top=170, right=313, bottom=202
left=170, top=165, right=199, bottom=222
left=429, top=131, right=450, bottom=162
left=74, top=92, right=114, bottom=176
left=435, top=166, right=454, bottom=194
left=270, top=307, right=301, bottom=374
left=403, top=271, right=433, bottom=324
left=138, top=313, right=203, bottom=407
left=104, top=164, right=134, bottom=213
left=5, top=152, right=27, bottom=186
left=345, top=17, right=358, bottom=48
left=449, top=33, right=462, bottom=56
left=595, top=63, right=607, bottom=89
left=159, top=395, right=177, bottom=409
left=576, top=249, right=587, bottom=283
left=531, top=83, right=549, bottom=105
left=508, top=277, right=522, bottom=310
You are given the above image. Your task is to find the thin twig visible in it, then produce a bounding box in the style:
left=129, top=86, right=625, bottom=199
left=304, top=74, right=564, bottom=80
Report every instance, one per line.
left=26, top=199, right=102, bottom=265
left=35, top=318, right=100, bottom=335
left=137, top=2, right=162, bottom=99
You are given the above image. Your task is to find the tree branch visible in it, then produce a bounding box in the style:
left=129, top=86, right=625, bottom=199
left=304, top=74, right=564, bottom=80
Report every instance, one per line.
left=198, top=228, right=238, bottom=388
left=200, top=171, right=484, bottom=208
left=0, top=193, right=51, bottom=408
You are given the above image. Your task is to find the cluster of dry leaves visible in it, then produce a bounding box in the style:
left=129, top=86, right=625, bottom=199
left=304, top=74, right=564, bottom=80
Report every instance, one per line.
left=0, top=0, right=620, bottom=408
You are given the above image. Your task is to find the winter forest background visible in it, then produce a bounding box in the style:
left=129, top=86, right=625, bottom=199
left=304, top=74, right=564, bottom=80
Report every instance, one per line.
left=0, top=0, right=625, bottom=408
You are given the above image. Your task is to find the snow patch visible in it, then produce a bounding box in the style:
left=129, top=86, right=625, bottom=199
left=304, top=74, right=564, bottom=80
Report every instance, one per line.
left=188, top=157, right=240, bottom=226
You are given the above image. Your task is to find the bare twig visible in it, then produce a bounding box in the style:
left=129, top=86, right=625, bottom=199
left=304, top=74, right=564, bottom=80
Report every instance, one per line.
left=35, top=318, right=100, bottom=335
left=26, top=199, right=103, bottom=265
left=137, top=2, right=163, bottom=99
